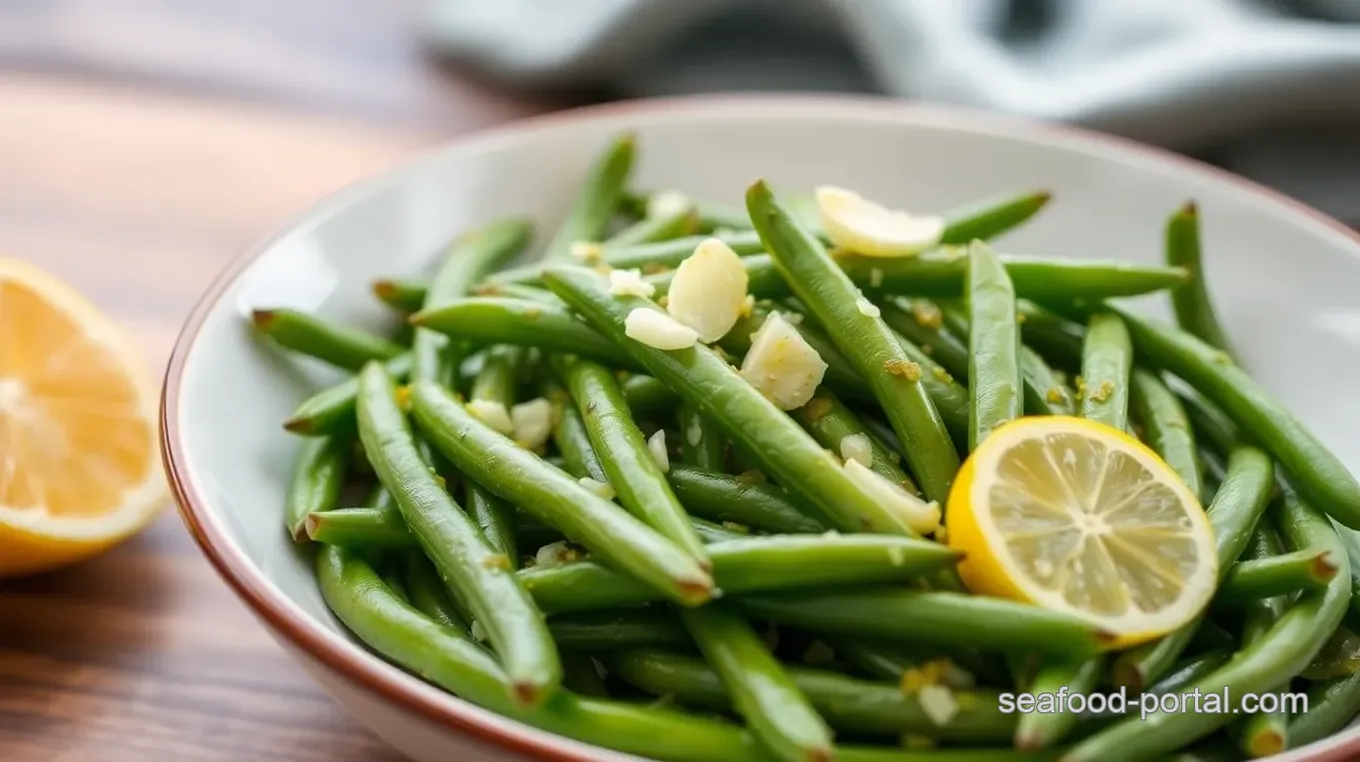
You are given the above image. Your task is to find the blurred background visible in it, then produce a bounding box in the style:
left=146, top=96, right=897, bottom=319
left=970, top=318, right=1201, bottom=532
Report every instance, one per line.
left=1, top=1, right=1358, bottom=760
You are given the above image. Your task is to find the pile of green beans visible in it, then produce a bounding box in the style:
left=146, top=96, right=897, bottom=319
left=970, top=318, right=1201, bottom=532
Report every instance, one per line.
left=252, top=133, right=1360, bottom=762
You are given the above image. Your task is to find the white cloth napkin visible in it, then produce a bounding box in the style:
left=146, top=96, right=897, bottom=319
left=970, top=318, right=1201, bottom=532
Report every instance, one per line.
left=422, top=0, right=1360, bottom=223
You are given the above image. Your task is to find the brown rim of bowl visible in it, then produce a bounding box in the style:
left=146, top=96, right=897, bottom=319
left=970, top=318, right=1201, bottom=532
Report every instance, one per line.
left=162, top=93, right=1360, bottom=762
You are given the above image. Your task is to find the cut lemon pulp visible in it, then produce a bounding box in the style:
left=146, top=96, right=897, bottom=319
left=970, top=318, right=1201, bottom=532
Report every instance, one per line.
left=0, top=258, right=165, bottom=577
left=946, top=416, right=1216, bottom=648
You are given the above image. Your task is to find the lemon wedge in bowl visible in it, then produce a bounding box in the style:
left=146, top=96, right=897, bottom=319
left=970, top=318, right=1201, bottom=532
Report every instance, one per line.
left=946, top=416, right=1216, bottom=648
left=0, top=258, right=166, bottom=577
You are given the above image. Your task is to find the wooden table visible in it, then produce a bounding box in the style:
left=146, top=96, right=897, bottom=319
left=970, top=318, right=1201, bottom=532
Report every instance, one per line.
left=0, top=4, right=569, bottom=759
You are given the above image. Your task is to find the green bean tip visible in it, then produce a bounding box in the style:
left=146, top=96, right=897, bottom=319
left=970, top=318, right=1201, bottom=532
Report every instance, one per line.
left=250, top=308, right=278, bottom=329
left=282, top=415, right=318, bottom=435
left=1312, top=549, right=1341, bottom=582
left=1176, top=199, right=1198, bottom=219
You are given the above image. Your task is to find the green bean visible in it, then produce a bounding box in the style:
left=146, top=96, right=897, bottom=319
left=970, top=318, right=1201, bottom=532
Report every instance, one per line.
left=403, top=554, right=472, bottom=636
left=667, top=465, right=825, bottom=534
left=356, top=363, right=559, bottom=706
left=487, top=230, right=767, bottom=287
left=465, top=484, right=518, bottom=569
left=1113, top=447, right=1275, bottom=690
left=250, top=308, right=404, bottom=372
left=622, top=191, right=754, bottom=233
left=1066, top=492, right=1351, bottom=762
left=1104, top=305, right=1360, bottom=529
left=543, top=266, right=925, bottom=536
left=547, top=610, right=691, bottom=651
left=283, top=353, right=411, bottom=435
left=824, top=639, right=917, bottom=682
left=549, top=389, right=610, bottom=483
left=412, top=218, right=532, bottom=385
left=469, top=345, right=525, bottom=405
left=1301, top=625, right=1360, bottom=680
left=747, top=181, right=958, bottom=501
left=283, top=434, right=350, bottom=540
left=1216, top=548, right=1336, bottom=606
left=372, top=277, right=429, bottom=312
left=1234, top=529, right=1290, bottom=759
left=927, top=300, right=1071, bottom=427
left=794, top=393, right=920, bottom=495
left=305, top=507, right=412, bottom=547
left=966, top=241, right=1021, bottom=450
left=690, top=517, right=747, bottom=544
left=467, top=345, right=529, bottom=562
left=892, top=330, right=971, bottom=445
left=939, top=189, right=1052, bottom=244
left=679, top=603, right=834, bottom=762
left=542, top=133, right=635, bottom=262
left=858, top=250, right=1189, bottom=301
left=1078, top=312, right=1132, bottom=430
left=1130, top=368, right=1204, bottom=499
left=683, top=248, right=1189, bottom=302
left=411, top=297, right=639, bottom=371
left=520, top=534, right=960, bottom=614
left=1338, top=527, right=1360, bottom=632
left=1020, top=346, right=1074, bottom=415
left=1153, top=650, right=1234, bottom=696
left=879, top=299, right=970, bottom=379
left=318, top=546, right=767, bottom=762
left=735, top=590, right=1110, bottom=658
left=1166, top=202, right=1235, bottom=359
left=680, top=399, right=726, bottom=470
left=561, top=653, right=610, bottom=698
left=838, top=748, right=1060, bottom=762
left=473, top=282, right=566, bottom=306
left=620, top=373, right=681, bottom=416
left=606, top=207, right=699, bottom=247
left=1288, top=669, right=1360, bottom=748
left=563, top=358, right=707, bottom=561
left=608, top=648, right=1015, bottom=742
left=1016, top=301, right=1085, bottom=371
left=1013, top=657, right=1104, bottom=750
left=409, top=379, right=715, bottom=606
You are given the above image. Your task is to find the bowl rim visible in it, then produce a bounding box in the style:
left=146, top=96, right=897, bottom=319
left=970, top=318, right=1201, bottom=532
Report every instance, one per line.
left=162, top=93, right=1360, bottom=762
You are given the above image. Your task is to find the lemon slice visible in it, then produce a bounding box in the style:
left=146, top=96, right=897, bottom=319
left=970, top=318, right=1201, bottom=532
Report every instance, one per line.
left=0, top=258, right=166, bottom=577
left=946, top=416, right=1216, bottom=647
left=815, top=186, right=945, bottom=257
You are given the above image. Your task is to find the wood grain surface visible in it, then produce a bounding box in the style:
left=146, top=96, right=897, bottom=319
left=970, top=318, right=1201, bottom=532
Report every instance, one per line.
left=0, top=3, right=567, bottom=760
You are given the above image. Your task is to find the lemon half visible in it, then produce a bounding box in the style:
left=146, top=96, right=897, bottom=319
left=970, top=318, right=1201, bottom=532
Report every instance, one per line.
left=946, top=416, right=1216, bottom=648
left=0, top=258, right=166, bottom=577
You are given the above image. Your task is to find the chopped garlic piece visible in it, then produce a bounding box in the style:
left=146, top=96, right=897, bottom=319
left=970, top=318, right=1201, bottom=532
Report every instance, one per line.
left=646, top=190, right=692, bottom=219
left=535, top=541, right=575, bottom=569
left=467, top=399, right=514, bottom=435
left=856, top=295, right=881, bottom=318
left=608, top=268, right=656, bottom=298
left=578, top=477, right=616, bottom=501
left=686, top=413, right=704, bottom=447
left=739, top=312, right=828, bottom=410
left=648, top=429, right=670, bottom=473
left=625, top=308, right=699, bottom=350
left=918, top=685, right=959, bottom=726
left=510, top=398, right=554, bottom=450
left=839, top=433, right=873, bottom=467
left=842, top=459, right=940, bottom=533
left=666, top=237, right=750, bottom=343
left=569, top=240, right=604, bottom=261
left=470, top=620, right=487, bottom=641
left=816, top=186, right=945, bottom=257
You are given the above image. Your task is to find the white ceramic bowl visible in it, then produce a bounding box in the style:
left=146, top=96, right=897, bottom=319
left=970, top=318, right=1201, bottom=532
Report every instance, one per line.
left=163, top=95, right=1360, bottom=762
